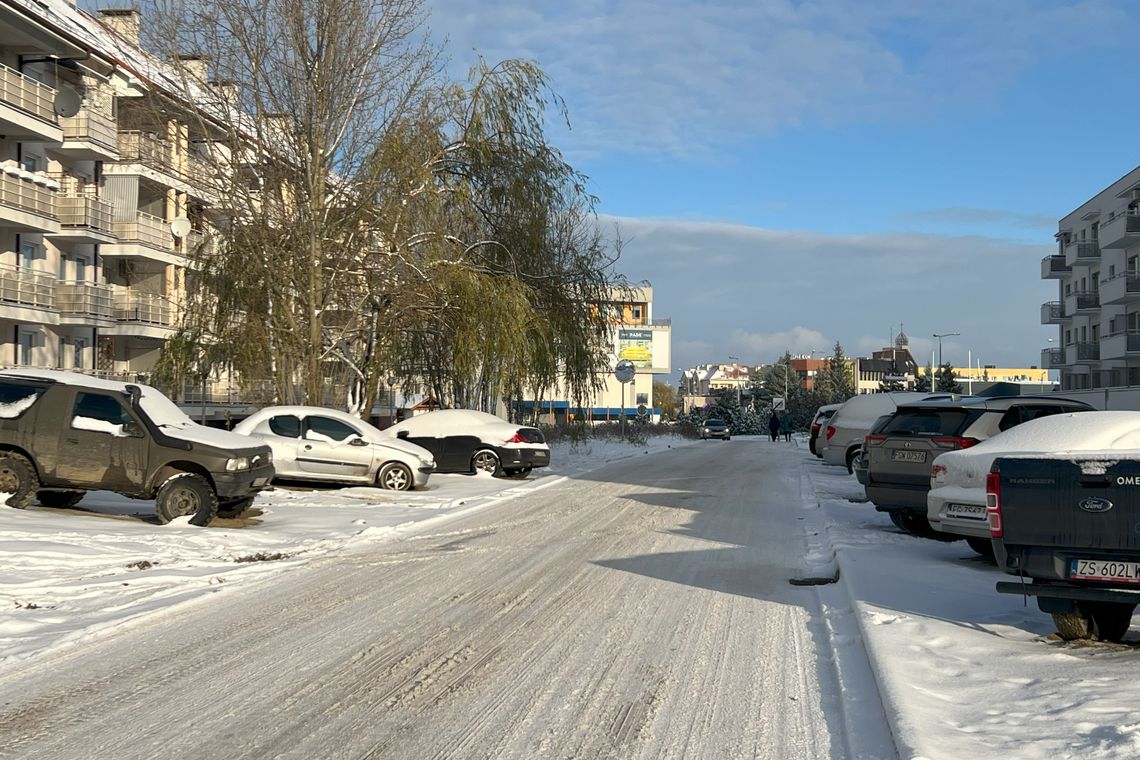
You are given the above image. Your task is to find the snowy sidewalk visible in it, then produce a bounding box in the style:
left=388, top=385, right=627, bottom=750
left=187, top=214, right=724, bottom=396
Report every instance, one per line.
left=804, top=453, right=1140, bottom=760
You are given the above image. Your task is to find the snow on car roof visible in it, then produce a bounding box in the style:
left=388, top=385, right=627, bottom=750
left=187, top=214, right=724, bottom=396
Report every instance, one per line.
left=0, top=368, right=137, bottom=393
left=936, top=411, right=1140, bottom=480
left=386, top=409, right=522, bottom=437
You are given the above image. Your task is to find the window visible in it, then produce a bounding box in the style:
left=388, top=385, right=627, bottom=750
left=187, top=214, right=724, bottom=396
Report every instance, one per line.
left=19, top=241, right=39, bottom=270
left=72, top=392, right=134, bottom=425
left=268, top=414, right=301, bottom=438
left=304, top=416, right=359, bottom=442
left=17, top=330, right=36, bottom=366
left=73, top=338, right=88, bottom=369
left=636, top=393, right=648, bottom=405
left=74, top=257, right=89, bottom=283
left=0, top=381, right=44, bottom=418
left=632, top=307, right=642, bottom=320
left=20, top=153, right=39, bottom=172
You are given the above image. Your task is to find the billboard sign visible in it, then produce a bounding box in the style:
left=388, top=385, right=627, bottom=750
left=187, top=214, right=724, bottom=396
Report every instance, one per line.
left=618, top=329, right=653, bottom=368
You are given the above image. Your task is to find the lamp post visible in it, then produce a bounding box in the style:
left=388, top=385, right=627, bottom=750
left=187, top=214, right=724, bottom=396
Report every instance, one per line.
left=728, top=355, right=741, bottom=407
left=933, top=332, right=959, bottom=386
left=386, top=376, right=395, bottom=426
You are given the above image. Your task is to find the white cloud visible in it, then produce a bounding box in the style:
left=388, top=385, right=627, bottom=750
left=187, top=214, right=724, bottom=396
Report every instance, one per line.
left=603, top=215, right=1056, bottom=377
left=432, top=0, right=1132, bottom=157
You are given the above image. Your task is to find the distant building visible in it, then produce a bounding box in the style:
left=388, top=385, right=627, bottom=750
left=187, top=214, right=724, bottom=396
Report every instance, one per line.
left=679, top=362, right=749, bottom=414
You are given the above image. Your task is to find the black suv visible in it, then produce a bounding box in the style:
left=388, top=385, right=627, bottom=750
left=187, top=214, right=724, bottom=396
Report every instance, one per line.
left=864, top=395, right=1092, bottom=534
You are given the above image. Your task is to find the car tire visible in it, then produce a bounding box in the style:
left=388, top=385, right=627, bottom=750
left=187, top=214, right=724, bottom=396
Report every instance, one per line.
left=377, top=462, right=413, bottom=491
left=1089, top=602, right=1136, bottom=643
left=846, top=448, right=860, bottom=474
left=36, top=490, right=84, bottom=509
left=471, top=449, right=501, bottom=476
left=217, top=496, right=255, bottom=519
left=154, top=473, right=219, bottom=527
left=888, top=511, right=936, bottom=536
left=965, top=537, right=995, bottom=558
left=503, top=467, right=532, bottom=479
left=0, top=452, right=40, bottom=509
left=724, top=436, right=731, bottom=441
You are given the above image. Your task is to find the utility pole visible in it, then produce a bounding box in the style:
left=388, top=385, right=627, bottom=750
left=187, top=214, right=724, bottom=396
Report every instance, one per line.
left=933, top=332, right=959, bottom=387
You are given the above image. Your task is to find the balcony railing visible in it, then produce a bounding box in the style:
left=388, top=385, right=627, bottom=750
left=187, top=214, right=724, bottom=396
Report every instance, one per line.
left=1041, top=254, right=1070, bottom=279
left=1068, top=291, right=1100, bottom=311
left=0, top=170, right=57, bottom=219
left=1040, top=301, right=1065, bottom=323
left=0, top=264, right=54, bottom=308
left=1066, top=241, right=1100, bottom=260
left=114, top=290, right=173, bottom=326
left=58, top=196, right=115, bottom=236
left=117, top=131, right=177, bottom=175
left=0, top=61, right=56, bottom=124
left=113, top=211, right=174, bottom=251
left=56, top=281, right=114, bottom=319
left=61, top=110, right=118, bottom=152
left=1041, top=347, right=1064, bottom=368
left=1074, top=342, right=1100, bottom=362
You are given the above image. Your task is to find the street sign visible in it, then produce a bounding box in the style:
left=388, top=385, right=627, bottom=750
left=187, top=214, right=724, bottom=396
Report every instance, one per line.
left=772, top=396, right=786, bottom=411
left=636, top=403, right=648, bottom=417
left=614, top=359, right=636, bottom=384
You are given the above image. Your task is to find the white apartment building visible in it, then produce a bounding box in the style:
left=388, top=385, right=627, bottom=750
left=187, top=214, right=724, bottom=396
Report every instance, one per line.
left=0, top=1, right=210, bottom=385
left=1043, top=165, right=1140, bottom=391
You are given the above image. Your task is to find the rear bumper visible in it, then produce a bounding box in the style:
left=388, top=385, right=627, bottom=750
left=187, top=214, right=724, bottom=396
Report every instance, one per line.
left=927, top=495, right=990, bottom=538
left=499, top=447, right=550, bottom=470
left=996, top=580, right=1140, bottom=607
left=866, top=481, right=928, bottom=512
left=996, top=542, right=1140, bottom=584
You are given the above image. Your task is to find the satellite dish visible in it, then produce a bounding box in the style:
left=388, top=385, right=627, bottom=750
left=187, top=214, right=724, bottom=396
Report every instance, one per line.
left=170, top=217, right=192, bottom=238
left=53, top=87, right=81, bottom=118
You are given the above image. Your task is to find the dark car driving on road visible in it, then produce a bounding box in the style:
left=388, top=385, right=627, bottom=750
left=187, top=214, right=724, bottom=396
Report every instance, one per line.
left=700, top=418, right=730, bottom=440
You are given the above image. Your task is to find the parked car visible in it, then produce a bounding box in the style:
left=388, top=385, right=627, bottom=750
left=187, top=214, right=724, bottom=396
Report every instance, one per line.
left=929, top=410, right=1120, bottom=555
left=809, top=403, right=841, bottom=457
left=0, top=369, right=273, bottom=525
left=822, top=393, right=945, bottom=473
left=700, top=418, right=730, bottom=440
left=988, top=412, right=1140, bottom=641
left=865, top=395, right=1092, bottom=535
left=385, top=409, right=550, bottom=477
left=233, top=406, right=436, bottom=490
left=853, top=414, right=893, bottom=487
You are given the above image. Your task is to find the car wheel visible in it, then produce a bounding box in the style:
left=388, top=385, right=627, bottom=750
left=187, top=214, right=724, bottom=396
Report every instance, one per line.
left=724, top=436, right=731, bottom=441
left=1052, top=610, right=1094, bottom=641
left=471, top=449, right=501, bottom=475
left=888, top=511, right=937, bottom=536
left=503, top=467, right=532, bottom=479
left=154, top=473, right=218, bottom=527
left=0, top=452, right=39, bottom=509
left=217, top=497, right=255, bottom=519
left=377, top=462, right=413, bottom=491
left=36, top=490, right=84, bottom=509
left=1088, top=602, right=1136, bottom=643
left=965, top=537, right=995, bottom=558
left=845, top=448, right=860, bottom=474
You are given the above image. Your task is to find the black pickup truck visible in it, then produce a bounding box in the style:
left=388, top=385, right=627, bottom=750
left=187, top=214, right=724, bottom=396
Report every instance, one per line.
left=989, top=455, right=1140, bottom=642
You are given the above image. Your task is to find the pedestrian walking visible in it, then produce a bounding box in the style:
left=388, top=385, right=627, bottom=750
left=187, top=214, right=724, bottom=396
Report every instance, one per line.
left=780, top=410, right=793, bottom=442
left=768, top=411, right=780, bottom=442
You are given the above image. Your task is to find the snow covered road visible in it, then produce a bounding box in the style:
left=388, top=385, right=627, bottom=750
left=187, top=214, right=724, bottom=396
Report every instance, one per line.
left=0, top=440, right=884, bottom=759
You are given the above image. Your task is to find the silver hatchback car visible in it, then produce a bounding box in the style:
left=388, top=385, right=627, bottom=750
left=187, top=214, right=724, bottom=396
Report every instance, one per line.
left=700, top=418, right=731, bottom=440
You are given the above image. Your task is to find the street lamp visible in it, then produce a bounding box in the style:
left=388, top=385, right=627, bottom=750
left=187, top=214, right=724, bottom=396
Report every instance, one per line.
left=933, top=332, right=960, bottom=384
left=728, top=355, right=741, bottom=406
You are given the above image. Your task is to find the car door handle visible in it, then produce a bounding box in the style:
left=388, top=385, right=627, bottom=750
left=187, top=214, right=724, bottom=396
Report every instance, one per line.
left=66, top=438, right=79, bottom=445
left=303, top=444, right=313, bottom=450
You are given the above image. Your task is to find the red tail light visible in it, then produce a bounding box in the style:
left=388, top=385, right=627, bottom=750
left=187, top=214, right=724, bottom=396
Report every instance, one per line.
left=931, top=463, right=947, bottom=480
left=506, top=432, right=526, bottom=444
left=826, top=425, right=836, bottom=440
left=985, top=471, right=1003, bottom=538
left=932, top=437, right=980, bottom=449
left=811, top=423, right=821, bottom=434
left=864, top=434, right=886, bottom=445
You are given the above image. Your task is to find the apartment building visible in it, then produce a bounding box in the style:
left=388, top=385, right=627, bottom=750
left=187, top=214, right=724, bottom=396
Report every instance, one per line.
left=1042, top=165, right=1140, bottom=391
left=0, top=0, right=212, bottom=386
left=517, top=286, right=672, bottom=423
left=679, top=362, right=749, bottom=413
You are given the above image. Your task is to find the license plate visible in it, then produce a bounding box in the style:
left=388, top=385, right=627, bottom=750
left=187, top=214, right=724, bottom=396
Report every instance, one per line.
left=945, top=503, right=986, bottom=519
left=1070, top=558, right=1140, bottom=583
left=252, top=477, right=268, bottom=488
left=891, top=450, right=926, bottom=463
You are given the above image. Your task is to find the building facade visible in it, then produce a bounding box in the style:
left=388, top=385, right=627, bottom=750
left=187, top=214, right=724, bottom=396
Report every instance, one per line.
left=1043, top=165, right=1140, bottom=391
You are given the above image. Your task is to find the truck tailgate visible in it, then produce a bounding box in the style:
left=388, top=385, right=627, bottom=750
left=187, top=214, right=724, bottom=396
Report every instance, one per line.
left=998, top=457, right=1140, bottom=551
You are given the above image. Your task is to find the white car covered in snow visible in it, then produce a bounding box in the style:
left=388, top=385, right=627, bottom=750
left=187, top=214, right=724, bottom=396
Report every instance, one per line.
left=928, top=411, right=1140, bottom=554
left=233, top=406, right=436, bottom=490
left=385, top=409, right=550, bottom=477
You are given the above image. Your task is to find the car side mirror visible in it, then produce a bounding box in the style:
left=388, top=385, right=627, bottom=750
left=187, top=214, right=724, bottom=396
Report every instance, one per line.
left=396, top=430, right=410, bottom=439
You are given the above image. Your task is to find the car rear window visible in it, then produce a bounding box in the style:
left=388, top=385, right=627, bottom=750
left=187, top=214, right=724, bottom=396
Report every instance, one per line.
left=0, top=381, right=45, bottom=419
left=516, top=427, right=545, bottom=444
left=880, top=408, right=975, bottom=437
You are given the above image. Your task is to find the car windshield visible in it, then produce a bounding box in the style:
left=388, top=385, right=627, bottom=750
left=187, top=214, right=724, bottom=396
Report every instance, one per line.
left=705, top=419, right=725, bottom=426
left=880, top=408, right=973, bottom=437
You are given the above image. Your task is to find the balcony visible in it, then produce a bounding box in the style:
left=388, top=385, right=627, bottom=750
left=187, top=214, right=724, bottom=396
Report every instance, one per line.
left=1040, top=301, right=1066, bottom=324
left=0, top=264, right=54, bottom=310
left=1069, top=342, right=1100, bottom=364
left=1098, top=331, right=1140, bottom=360
left=56, top=281, right=114, bottom=322
left=104, top=211, right=180, bottom=263
left=1065, top=290, right=1100, bottom=315
left=1099, top=210, right=1140, bottom=249
left=0, top=167, right=59, bottom=233
left=59, top=110, right=120, bottom=159
left=1041, top=347, right=1064, bottom=369
left=1064, top=240, right=1100, bottom=266
left=114, top=290, right=173, bottom=326
left=1099, top=271, right=1140, bottom=306
left=54, top=196, right=116, bottom=243
left=1041, top=254, right=1071, bottom=279
left=0, top=61, right=61, bottom=142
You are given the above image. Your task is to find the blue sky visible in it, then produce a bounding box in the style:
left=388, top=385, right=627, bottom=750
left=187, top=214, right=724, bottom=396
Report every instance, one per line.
left=435, top=0, right=1140, bottom=377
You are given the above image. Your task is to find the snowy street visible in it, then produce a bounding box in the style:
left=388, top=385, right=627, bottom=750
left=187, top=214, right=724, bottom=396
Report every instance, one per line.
left=0, top=440, right=884, bottom=759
